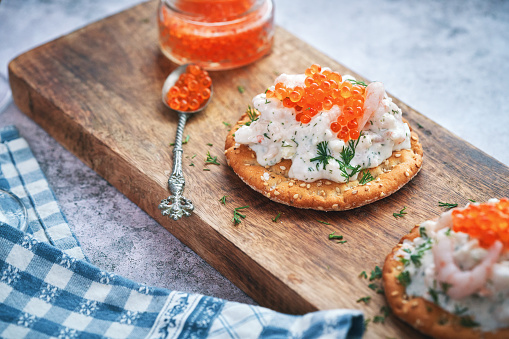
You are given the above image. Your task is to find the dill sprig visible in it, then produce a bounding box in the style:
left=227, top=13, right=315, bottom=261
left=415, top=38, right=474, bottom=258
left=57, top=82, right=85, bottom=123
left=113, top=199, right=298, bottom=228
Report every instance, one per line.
left=460, top=316, right=479, bottom=328
left=346, top=79, right=368, bottom=87
left=337, top=137, right=362, bottom=181
left=219, top=195, right=227, bottom=205
left=393, top=206, right=407, bottom=218
left=243, top=105, right=259, bottom=126
left=369, top=266, right=382, bottom=281
left=359, top=170, right=375, bottom=185
left=205, top=151, right=220, bottom=165
left=356, top=296, right=371, bottom=304
left=397, top=271, right=411, bottom=287
left=309, top=136, right=362, bottom=182
left=454, top=305, right=469, bottom=315
left=237, top=85, right=245, bottom=94
left=329, top=231, right=346, bottom=244
left=170, top=134, right=190, bottom=146
left=272, top=212, right=282, bottom=222
left=310, top=141, right=334, bottom=170
left=419, top=226, right=428, bottom=238
left=438, top=202, right=458, bottom=209
left=428, top=287, right=439, bottom=304
left=328, top=231, right=342, bottom=240
left=317, top=220, right=331, bottom=225
left=373, top=306, right=391, bottom=324
left=368, top=283, right=384, bottom=294
left=232, top=205, right=249, bottom=225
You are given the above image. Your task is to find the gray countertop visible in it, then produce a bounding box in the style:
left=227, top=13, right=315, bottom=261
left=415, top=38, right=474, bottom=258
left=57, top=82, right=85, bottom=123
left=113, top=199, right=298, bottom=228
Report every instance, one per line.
left=1, top=0, right=508, bottom=307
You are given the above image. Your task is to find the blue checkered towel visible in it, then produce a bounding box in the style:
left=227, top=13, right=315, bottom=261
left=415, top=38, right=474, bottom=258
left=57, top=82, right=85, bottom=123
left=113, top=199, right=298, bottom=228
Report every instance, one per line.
left=0, top=125, right=365, bottom=338
left=0, top=126, right=86, bottom=260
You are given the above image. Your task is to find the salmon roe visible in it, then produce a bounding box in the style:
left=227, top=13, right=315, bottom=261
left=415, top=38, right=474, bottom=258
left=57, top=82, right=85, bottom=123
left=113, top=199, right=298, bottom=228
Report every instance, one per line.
left=452, top=198, right=509, bottom=250
left=158, top=0, right=274, bottom=70
left=266, top=64, right=367, bottom=142
left=166, top=65, right=212, bottom=111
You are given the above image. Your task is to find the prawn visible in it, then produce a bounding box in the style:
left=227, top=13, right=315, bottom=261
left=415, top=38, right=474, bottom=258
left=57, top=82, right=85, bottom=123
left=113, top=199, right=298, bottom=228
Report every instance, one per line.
left=433, top=231, right=502, bottom=299
left=358, top=82, right=385, bottom=130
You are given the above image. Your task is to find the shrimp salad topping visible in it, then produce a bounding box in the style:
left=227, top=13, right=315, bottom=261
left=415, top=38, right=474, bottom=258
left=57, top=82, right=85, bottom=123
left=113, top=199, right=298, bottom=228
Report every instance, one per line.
left=395, top=199, right=509, bottom=331
left=234, top=64, right=411, bottom=183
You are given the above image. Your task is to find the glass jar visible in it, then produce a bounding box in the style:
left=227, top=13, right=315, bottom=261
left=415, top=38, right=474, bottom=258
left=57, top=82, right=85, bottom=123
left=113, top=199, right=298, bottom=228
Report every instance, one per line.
left=158, top=0, right=274, bottom=70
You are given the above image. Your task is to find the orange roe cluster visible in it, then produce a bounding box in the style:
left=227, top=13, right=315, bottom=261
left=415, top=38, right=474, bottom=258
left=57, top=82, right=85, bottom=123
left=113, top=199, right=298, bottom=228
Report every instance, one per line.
left=166, top=65, right=212, bottom=111
left=265, top=64, right=367, bottom=142
left=452, top=198, right=509, bottom=250
left=158, top=0, right=274, bottom=70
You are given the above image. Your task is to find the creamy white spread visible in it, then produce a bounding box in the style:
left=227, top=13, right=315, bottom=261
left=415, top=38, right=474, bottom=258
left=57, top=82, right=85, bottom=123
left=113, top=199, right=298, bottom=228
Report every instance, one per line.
left=234, top=73, right=411, bottom=182
left=395, top=199, right=509, bottom=332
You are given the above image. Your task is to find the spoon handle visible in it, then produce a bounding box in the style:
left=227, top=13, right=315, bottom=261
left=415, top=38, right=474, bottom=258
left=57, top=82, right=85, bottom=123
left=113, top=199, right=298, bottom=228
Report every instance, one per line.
left=171, top=112, right=187, bottom=179
left=159, top=113, right=194, bottom=220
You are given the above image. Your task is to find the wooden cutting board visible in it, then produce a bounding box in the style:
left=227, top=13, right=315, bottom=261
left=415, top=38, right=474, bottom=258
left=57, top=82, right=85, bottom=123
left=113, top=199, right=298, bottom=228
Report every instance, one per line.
left=9, top=1, right=509, bottom=337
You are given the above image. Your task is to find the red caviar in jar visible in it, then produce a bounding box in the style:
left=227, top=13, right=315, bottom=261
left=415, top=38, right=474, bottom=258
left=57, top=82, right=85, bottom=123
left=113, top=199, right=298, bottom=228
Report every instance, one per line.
left=452, top=198, right=509, bottom=250
left=270, top=64, right=369, bottom=142
left=166, top=64, right=212, bottom=111
left=158, top=0, right=274, bottom=70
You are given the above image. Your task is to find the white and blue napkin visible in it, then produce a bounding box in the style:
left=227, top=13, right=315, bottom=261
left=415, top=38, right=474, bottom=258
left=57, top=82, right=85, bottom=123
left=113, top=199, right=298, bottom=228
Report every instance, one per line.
left=0, top=125, right=86, bottom=260
left=0, top=125, right=364, bottom=338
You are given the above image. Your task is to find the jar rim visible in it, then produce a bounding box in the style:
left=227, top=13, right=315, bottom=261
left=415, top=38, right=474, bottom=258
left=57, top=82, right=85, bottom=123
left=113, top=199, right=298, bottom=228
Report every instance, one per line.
left=160, top=0, right=269, bottom=23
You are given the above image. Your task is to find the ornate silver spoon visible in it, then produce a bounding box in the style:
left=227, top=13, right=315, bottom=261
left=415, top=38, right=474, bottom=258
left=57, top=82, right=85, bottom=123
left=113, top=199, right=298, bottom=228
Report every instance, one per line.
left=158, top=64, right=212, bottom=220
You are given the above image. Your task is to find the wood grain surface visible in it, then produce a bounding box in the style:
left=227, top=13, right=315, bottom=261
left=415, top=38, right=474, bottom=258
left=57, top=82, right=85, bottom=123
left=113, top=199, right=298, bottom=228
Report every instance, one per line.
left=8, top=1, right=509, bottom=338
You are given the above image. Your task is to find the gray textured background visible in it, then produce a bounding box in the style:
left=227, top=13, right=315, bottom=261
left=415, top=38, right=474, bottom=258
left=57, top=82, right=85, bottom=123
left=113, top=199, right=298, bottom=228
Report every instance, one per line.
left=0, top=0, right=508, bottom=306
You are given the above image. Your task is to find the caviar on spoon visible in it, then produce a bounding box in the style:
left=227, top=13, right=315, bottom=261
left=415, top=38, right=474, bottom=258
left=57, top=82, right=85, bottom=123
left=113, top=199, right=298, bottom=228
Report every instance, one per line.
left=159, top=64, right=213, bottom=220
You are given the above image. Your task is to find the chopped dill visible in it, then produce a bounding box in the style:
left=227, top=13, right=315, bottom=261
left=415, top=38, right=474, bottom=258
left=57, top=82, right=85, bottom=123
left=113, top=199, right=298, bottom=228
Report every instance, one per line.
left=232, top=205, right=249, bottom=225
left=205, top=151, right=220, bottom=165
left=317, top=220, right=331, bottom=225
left=359, top=171, right=375, bottom=185
left=170, top=134, right=190, bottom=146
left=309, top=135, right=362, bottom=182
left=219, top=195, right=227, bottom=205
left=356, top=296, right=371, bottom=304
left=328, top=231, right=343, bottom=240
left=397, top=271, right=411, bottom=287
left=393, top=206, right=407, bottom=218
left=419, top=226, right=428, bottom=238
left=242, top=105, right=259, bottom=126
left=310, top=141, right=334, bottom=170
left=459, top=316, right=479, bottom=328
left=346, top=79, right=368, bottom=87
left=272, top=212, right=282, bottom=222
left=438, top=202, right=458, bottom=209
left=369, top=266, right=382, bottom=281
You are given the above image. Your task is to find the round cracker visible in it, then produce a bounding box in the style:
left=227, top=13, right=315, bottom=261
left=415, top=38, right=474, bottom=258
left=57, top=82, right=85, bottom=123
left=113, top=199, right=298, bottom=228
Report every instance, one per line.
left=224, top=112, right=423, bottom=211
left=383, top=226, right=509, bottom=339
